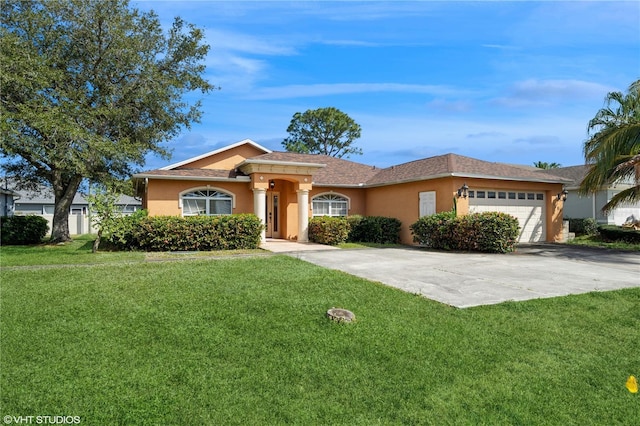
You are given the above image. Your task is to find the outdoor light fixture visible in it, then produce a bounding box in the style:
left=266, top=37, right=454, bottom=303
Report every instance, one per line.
left=269, top=180, right=275, bottom=189
left=457, top=183, right=469, bottom=198
left=557, top=189, right=568, bottom=201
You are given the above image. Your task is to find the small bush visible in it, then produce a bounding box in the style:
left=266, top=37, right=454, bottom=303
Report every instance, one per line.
left=597, top=225, right=640, bottom=244
left=348, top=216, right=402, bottom=244
left=309, top=216, right=350, bottom=245
left=410, top=211, right=520, bottom=253
left=567, top=218, right=599, bottom=236
left=409, top=211, right=457, bottom=250
left=0, top=215, right=49, bottom=245
left=466, top=212, right=520, bottom=253
left=107, top=213, right=263, bottom=251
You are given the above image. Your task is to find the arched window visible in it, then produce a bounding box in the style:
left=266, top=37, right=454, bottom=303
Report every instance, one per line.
left=181, top=189, right=233, bottom=216
left=312, top=193, right=348, bottom=217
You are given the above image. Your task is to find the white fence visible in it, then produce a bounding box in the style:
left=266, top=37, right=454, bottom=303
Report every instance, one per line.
left=41, top=214, right=98, bottom=235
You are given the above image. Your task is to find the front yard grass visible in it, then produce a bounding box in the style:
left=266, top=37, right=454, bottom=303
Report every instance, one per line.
left=1, top=244, right=639, bottom=424
left=567, top=234, right=640, bottom=251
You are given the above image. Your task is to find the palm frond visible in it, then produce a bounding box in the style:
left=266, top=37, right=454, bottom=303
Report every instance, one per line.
left=601, top=185, right=640, bottom=214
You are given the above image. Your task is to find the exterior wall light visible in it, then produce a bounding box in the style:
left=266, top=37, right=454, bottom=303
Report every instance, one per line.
left=269, top=180, right=275, bottom=189
left=557, top=189, right=568, bottom=201
left=457, top=183, right=469, bottom=198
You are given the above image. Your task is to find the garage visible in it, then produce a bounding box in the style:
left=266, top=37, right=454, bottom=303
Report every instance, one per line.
left=469, top=189, right=546, bottom=243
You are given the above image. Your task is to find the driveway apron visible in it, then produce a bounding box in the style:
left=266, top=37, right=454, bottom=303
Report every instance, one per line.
left=286, top=245, right=640, bottom=308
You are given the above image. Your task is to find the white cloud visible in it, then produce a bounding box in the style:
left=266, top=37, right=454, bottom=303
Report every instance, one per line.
left=244, top=83, right=461, bottom=100
left=426, top=99, right=473, bottom=113
left=493, top=79, right=615, bottom=108
left=205, top=29, right=297, bottom=56
left=481, top=44, right=519, bottom=51
left=513, top=135, right=561, bottom=146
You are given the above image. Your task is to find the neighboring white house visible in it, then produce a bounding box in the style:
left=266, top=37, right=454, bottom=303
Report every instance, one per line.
left=9, top=185, right=142, bottom=235
left=541, top=165, right=640, bottom=225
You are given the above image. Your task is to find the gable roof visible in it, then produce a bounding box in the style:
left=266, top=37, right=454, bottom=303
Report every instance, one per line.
left=159, top=139, right=271, bottom=170
left=537, top=165, right=590, bottom=187
left=247, top=152, right=380, bottom=186
left=136, top=142, right=572, bottom=186
left=366, top=153, right=571, bottom=186
left=10, top=184, right=140, bottom=206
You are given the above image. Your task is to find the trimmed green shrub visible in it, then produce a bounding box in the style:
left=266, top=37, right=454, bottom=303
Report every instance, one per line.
left=410, top=211, right=520, bottom=253
left=348, top=216, right=402, bottom=244
left=409, top=211, right=457, bottom=250
left=567, top=218, right=599, bottom=236
left=105, top=209, right=149, bottom=249
left=597, top=225, right=640, bottom=244
left=0, top=215, right=49, bottom=245
left=107, top=213, right=263, bottom=251
left=308, top=216, right=350, bottom=245
left=346, top=215, right=363, bottom=240
left=465, top=212, right=520, bottom=253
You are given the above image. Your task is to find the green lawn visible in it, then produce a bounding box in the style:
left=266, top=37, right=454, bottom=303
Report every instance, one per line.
left=1, top=242, right=639, bottom=425
left=567, top=234, right=640, bottom=251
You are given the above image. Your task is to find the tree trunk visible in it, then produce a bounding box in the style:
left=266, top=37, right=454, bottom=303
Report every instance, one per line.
left=50, top=175, right=83, bottom=243
left=92, top=229, right=102, bottom=253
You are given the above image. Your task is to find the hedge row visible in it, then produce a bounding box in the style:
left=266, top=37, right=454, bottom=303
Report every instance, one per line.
left=597, top=225, right=640, bottom=244
left=566, top=218, right=599, bottom=236
left=410, top=211, right=520, bottom=253
left=308, top=216, right=350, bottom=245
left=347, top=215, right=402, bottom=244
left=107, top=212, right=263, bottom=251
left=309, top=215, right=402, bottom=246
left=0, top=215, right=49, bottom=245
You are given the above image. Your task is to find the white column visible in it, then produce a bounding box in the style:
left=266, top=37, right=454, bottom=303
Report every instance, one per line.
left=253, top=188, right=267, bottom=242
left=297, top=189, right=309, bottom=242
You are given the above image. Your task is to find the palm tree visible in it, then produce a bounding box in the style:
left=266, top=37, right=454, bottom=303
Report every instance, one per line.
left=533, top=161, right=561, bottom=169
left=580, top=80, right=640, bottom=212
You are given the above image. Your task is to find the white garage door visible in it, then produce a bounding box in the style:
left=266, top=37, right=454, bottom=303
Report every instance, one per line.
left=469, top=189, right=546, bottom=243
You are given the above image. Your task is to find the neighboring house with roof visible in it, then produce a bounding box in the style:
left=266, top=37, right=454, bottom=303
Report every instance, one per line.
left=133, top=139, right=571, bottom=245
left=1, top=188, right=20, bottom=217
left=10, top=184, right=141, bottom=235
left=541, top=165, right=640, bottom=225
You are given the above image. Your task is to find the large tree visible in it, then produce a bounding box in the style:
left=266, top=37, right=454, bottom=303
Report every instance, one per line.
left=0, top=0, right=214, bottom=242
left=580, top=80, right=640, bottom=212
left=282, top=107, right=362, bottom=158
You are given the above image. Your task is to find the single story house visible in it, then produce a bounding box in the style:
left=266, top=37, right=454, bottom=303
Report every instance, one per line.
left=1, top=187, right=20, bottom=217
left=9, top=184, right=142, bottom=235
left=133, top=139, right=572, bottom=245
left=540, top=165, right=640, bottom=225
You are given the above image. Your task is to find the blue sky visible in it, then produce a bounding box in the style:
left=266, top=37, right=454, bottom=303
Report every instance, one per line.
left=135, top=0, right=640, bottom=170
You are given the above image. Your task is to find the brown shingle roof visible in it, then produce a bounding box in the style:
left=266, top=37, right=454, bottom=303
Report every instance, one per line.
left=135, top=168, right=247, bottom=179
left=251, top=152, right=380, bottom=186
left=537, top=165, right=590, bottom=186
left=365, top=153, right=571, bottom=185
left=136, top=151, right=571, bottom=186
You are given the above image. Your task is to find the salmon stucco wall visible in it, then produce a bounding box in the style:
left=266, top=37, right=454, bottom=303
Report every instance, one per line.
left=145, top=180, right=254, bottom=216
left=176, top=144, right=267, bottom=171
left=364, top=178, right=458, bottom=244
left=310, top=187, right=367, bottom=217
left=364, top=178, right=565, bottom=244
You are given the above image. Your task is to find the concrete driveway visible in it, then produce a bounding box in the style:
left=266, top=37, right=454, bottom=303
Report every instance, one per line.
left=284, top=244, right=639, bottom=308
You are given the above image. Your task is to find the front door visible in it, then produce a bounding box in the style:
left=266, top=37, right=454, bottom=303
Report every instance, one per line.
left=265, top=191, right=281, bottom=238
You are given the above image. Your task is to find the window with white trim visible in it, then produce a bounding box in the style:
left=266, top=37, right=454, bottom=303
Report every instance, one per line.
left=312, top=194, right=348, bottom=217
left=181, top=189, right=233, bottom=216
